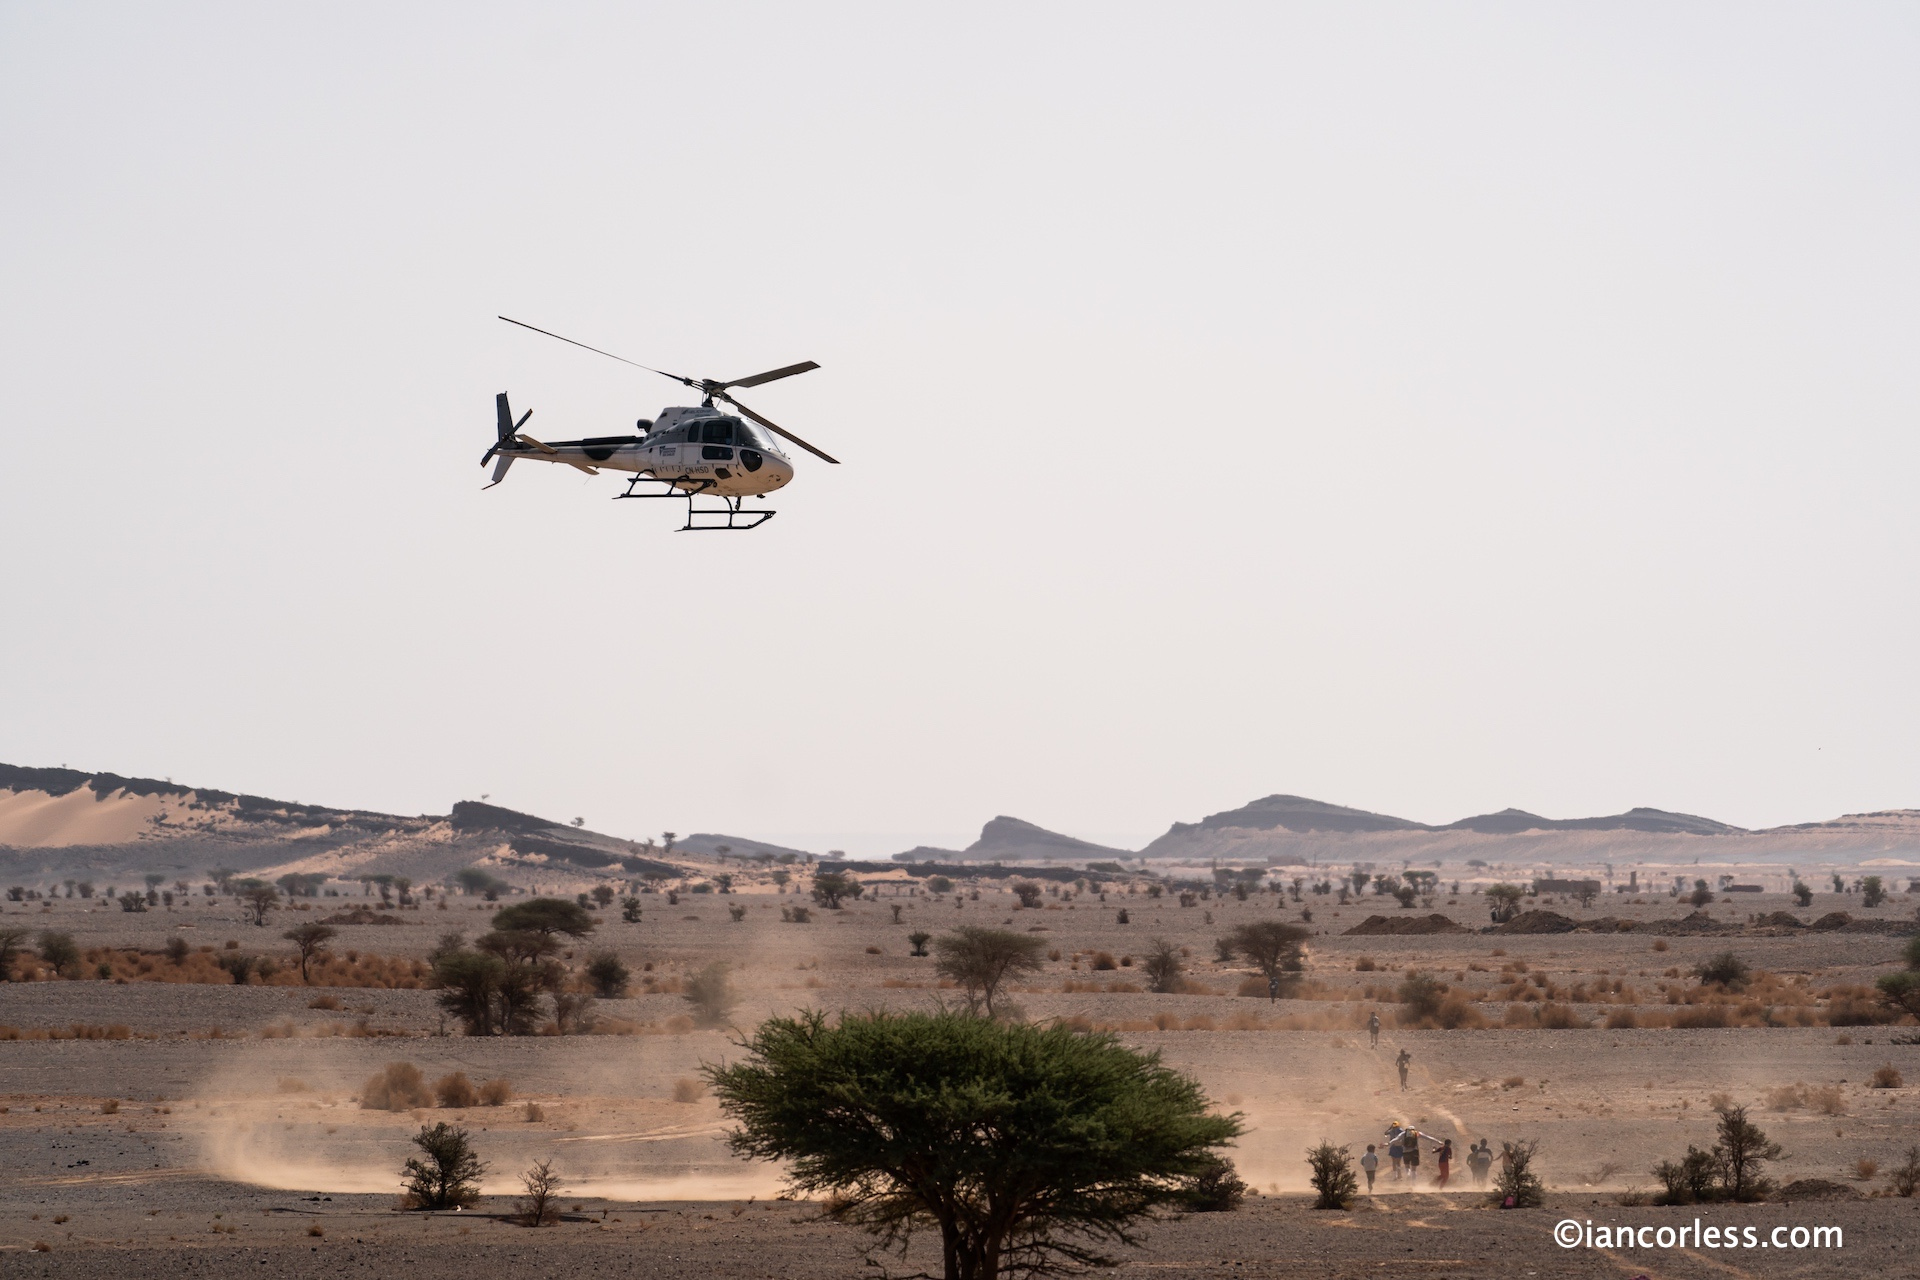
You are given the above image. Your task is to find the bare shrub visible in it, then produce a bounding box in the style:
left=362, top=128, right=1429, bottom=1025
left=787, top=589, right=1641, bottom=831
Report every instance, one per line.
left=523, top=1101, right=545, bottom=1122
left=1891, top=1146, right=1920, bottom=1197
left=1871, top=1064, right=1903, bottom=1089
left=1854, top=1157, right=1879, bottom=1181
left=684, top=962, right=740, bottom=1028
left=672, top=1077, right=704, bottom=1104
left=1091, top=951, right=1117, bottom=971
left=1604, top=1008, right=1639, bottom=1030
left=1183, top=1153, right=1246, bottom=1211
left=1672, top=1005, right=1729, bottom=1029
left=478, top=1078, right=513, bottom=1106
left=308, top=994, right=343, bottom=1010
left=551, top=991, right=598, bottom=1035
left=1696, top=951, right=1749, bottom=988
left=361, top=1062, right=432, bottom=1110
left=1354, top=956, right=1376, bottom=972
left=517, top=1158, right=561, bottom=1226
left=434, top=1072, right=477, bottom=1108
left=1494, top=1140, right=1545, bottom=1207
left=1764, top=1084, right=1806, bottom=1112
left=1536, top=1003, right=1588, bottom=1030
left=1651, top=939, right=1669, bottom=952
left=100, top=1098, right=119, bottom=1115
left=1143, top=938, right=1183, bottom=994
left=1808, top=1085, right=1845, bottom=1115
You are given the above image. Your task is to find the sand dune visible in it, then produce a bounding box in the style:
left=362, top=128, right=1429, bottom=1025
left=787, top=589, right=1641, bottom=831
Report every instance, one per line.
left=0, top=786, right=171, bottom=847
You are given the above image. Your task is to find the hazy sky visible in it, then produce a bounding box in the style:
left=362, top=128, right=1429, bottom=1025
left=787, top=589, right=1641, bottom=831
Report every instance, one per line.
left=3, top=5, right=1916, bottom=855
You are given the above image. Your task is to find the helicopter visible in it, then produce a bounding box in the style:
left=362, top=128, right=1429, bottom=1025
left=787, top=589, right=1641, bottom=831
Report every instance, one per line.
left=483, top=316, right=837, bottom=531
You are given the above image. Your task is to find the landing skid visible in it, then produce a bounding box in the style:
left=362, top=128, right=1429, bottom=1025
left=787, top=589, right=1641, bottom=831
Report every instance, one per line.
left=615, top=474, right=776, bottom=532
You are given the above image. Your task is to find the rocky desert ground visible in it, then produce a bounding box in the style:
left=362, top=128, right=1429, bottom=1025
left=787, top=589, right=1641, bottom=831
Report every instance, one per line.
left=4, top=866, right=1918, bottom=1279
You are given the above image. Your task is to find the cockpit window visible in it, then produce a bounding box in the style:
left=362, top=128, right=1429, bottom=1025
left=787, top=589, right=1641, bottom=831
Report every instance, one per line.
left=701, top=418, right=737, bottom=445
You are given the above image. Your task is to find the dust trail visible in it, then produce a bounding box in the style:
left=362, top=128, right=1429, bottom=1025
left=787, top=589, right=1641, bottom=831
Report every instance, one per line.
left=552, top=1124, right=729, bottom=1144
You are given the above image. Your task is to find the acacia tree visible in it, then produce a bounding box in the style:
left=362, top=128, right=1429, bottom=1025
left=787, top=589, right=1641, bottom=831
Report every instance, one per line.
left=491, top=897, right=597, bottom=940
left=1142, top=938, right=1183, bottom=994
left=1484, top=884, right=1525, bottom=923
left=1878, top=935, right=1920, bottom=1020
left=1715, top=1105, right=1782, bottom=1202
left=933, top=927, right=1045, bottom=1018
left=402, top=1122, right=487, bottom=1209
left=239, top=881, right=280, bottom=926
left=0, top=927, right=28, bottom=982
left=811, top=871, right=860, bottom=909
left=708, top=1010, right=1241, bottom=1280
left=282, top=922, right=337, bottom=983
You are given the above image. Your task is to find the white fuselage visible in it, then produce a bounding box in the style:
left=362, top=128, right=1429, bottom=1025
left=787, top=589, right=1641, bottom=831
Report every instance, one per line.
left=509, top=406, right=796, bottom=497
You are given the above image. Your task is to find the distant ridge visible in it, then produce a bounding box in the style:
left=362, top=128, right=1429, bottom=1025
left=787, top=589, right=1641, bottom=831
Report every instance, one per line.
left=945, top=816, right=1131, bottom=863
left=1441, top=806, right=1743, bottom=836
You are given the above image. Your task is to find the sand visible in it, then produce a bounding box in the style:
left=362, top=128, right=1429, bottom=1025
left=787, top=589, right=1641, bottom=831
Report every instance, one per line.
left=3, top=883, right=1917, bottom=1277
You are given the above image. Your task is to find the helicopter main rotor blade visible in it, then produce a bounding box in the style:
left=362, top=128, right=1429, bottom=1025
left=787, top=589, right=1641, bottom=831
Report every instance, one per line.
left=718, top=393, right=840, bottom=465
left=498, top=316, right=698, bottom=390
left=720, top=361, right=819, bottom=390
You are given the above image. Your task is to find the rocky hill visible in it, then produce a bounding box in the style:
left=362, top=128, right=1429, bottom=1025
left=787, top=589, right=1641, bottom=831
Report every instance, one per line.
left=0, top=764, right=686, bottom=892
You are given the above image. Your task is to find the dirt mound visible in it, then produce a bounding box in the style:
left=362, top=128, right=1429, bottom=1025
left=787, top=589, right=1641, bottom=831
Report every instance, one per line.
left=1342, top=913, right=1469, bottom=936
left=1492, top=910, right=1579, bottom=934
left=1776, top=1178, right=1862, bottom=1202
left=1809, top=912, right=1853, bottom=930
left=1642, top=910, right=1739, bottom=936
left=318, top=907, right=408, bottom=926
left=1836, top=918, right=1920, bottom=935
left=1756, top=911, right=1806, bottom=928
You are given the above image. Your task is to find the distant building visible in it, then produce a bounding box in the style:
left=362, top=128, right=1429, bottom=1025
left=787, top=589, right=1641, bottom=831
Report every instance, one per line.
left=1533, top=878, right=1601, bottom=897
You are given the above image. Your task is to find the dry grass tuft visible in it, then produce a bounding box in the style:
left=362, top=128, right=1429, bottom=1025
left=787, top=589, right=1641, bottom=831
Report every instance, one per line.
left=672, top=1077, right=705, bottom=1103
left=360, top=1061, right=431, bottom=1110
left=434, top=1072, right=477, bottom=1108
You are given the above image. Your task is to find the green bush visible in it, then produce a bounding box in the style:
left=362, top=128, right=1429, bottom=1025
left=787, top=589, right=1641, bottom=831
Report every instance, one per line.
left=707, top=1010, right=1239, bottom=1277
left=38, top=931, right=80, bottom=977
left=402, top=1122, right=486, bottom=1209
left=1306, top=1142, right=1358, bottom=1209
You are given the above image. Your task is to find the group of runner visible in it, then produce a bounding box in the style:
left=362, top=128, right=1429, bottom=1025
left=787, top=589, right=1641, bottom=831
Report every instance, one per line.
left=1359, top=1126, right=1497, bottom=1192
left=1358, top=1011, right=1498, bottom=1192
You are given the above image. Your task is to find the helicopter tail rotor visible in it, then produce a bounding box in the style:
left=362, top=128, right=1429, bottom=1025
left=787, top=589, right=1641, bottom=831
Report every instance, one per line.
left=482, top=392, right=535, bottom=487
